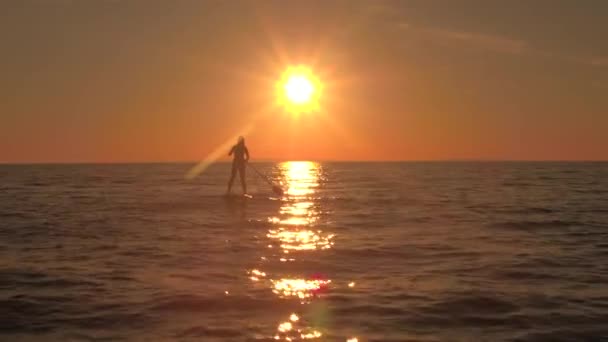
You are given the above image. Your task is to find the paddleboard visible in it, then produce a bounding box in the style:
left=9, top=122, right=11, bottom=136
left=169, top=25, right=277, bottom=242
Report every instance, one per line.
left=224, top=193, right=253, bottom=200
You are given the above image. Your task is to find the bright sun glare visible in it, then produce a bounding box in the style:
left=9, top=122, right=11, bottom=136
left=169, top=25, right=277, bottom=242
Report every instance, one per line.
left=285, top=75, right=314, bottom=104
left=277, top=65, right=321, bottom=113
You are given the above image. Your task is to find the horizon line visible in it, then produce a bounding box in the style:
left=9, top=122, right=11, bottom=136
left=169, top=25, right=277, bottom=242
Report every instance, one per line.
left=1, top=159, right=607, bottom=165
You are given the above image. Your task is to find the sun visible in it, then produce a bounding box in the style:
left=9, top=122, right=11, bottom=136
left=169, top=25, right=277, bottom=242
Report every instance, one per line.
left=276, top=65, right=322, bottom=113
left=285, top=75, right=314, bottom=104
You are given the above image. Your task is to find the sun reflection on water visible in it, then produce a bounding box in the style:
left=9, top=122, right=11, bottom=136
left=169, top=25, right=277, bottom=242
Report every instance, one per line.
left=280, top=201, right=315, bottom=216
left=267, top=228, right=334, bottom=251
left=282, top=161, right=320, bottom=197
left=250, top=161, right=353, bottom=340
left=249, top=269, right=267, bottom=281
left=271, top=278, right=331, bottom=300
left=265, top=162, right=334, bottom=254
left=274, top=313, right=324, bottom=341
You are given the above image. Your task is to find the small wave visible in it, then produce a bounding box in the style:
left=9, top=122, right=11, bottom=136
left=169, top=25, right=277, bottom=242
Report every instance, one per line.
left=501, top=206, right=556, bottom=214
left=20, top=277, right=101, bottom=289
left=24, top=181, right=49, bottom=187
left=490, top=219, right=581, bottom=230
left=424, top=294, right=519, bottom=315
left=384, top=295, right=527, bottom=331
left=575, top=188, right=608, bottom=195
left=175, top=326, right=244, bottom=338
left=335, top=304, right=407, bottom=317
left=514, top=327, right=608, bottom=341
left=502, top=181, right=534, bottom=187
left=148, top=294, right=295, bottom=314
left=0, top=296, right=66, bottom=333
left=0, top=296, right=155, bottom=334
left=0, top=269, right=100, bottom=289
left=500, top=257, right=566, bottom=270
left=57, top=312, right=151, bottom=331
left=336, top=247, right=419, bottom=260
left=495, top=269, right=566, bottom=282
left=0, top=269, right=47, bottom=280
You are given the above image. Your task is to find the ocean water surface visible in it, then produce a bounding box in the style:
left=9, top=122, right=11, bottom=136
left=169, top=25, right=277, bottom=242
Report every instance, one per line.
left=1, top=162, right=607, bottom=341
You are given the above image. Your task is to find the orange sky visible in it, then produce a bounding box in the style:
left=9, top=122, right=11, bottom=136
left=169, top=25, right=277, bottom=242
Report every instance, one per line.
left=1, top=0, right=607, bottom=162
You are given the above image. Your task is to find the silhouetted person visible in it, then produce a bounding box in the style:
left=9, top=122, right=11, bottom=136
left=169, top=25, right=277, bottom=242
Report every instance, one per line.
left=227, top=136, right=250, bottom=194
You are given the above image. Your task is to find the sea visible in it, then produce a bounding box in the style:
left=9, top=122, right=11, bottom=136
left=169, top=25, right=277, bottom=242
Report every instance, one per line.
left=1, top=162, right=607, bottom=341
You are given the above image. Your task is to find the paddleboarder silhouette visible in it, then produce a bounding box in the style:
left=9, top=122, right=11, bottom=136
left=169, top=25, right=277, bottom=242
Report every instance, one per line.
left=227, top=136, right=250, bottom=195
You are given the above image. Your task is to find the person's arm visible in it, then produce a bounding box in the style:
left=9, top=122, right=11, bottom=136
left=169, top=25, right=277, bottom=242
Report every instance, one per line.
left=245, top=146, right=250, bottom=161
left=228, top=146, right=235, bottom=156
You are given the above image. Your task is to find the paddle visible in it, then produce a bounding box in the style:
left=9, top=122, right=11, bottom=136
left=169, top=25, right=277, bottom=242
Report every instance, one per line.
left=248, top=163, right=284, bottom=196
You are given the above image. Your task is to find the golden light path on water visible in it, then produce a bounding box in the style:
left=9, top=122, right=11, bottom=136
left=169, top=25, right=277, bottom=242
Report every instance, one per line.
left=248, top=161, right=357, bottom=341
left=267, top=162, right=334, bottom=254
left=271, top=278, right=332, bottom=300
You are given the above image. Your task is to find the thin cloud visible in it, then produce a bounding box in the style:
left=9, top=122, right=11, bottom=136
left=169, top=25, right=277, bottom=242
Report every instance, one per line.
left=388, top=19, right=528, bottom=55
left=421, top=27, right=528, bottom=55
left=540, top=52, right=608, bottom=68
left=391, top=21, right=608, bottom=68
left=588, top=57, right=608, bottom=67
left=364, top=1, right=395, bottom=16
left=394, top=21, right=410, bottom=30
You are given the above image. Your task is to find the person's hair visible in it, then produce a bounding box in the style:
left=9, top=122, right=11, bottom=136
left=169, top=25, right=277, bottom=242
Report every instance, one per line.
left=238, top=136, right=245, bottom=144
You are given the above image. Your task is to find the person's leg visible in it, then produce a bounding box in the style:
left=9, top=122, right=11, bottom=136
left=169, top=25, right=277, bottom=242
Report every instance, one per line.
left=239, top=163, right=247, bottom=194
left=227, top=163, right=237, bottom=193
